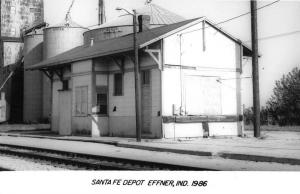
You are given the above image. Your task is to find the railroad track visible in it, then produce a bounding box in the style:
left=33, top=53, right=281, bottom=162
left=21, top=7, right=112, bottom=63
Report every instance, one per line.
left=0, top=144, right=216, bottom=171
left=0, top=167, right=12, bottom=171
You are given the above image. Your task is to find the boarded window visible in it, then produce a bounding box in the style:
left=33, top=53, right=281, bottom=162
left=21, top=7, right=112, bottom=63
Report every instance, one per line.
left=96, top=86, right=108, bottom=115
left=142, top=70, right=151, bottom=85
left=75, top=86, right=88, bottom=116
left=114, top=73, right=123, bottom=96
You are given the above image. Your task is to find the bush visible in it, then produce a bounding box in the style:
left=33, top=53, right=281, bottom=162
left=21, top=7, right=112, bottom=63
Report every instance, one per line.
left=266, top=67, right=300, bottom=126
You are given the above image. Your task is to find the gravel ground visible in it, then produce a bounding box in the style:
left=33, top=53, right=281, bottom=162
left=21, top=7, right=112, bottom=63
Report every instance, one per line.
left=0, top=155, right=69, bottom=171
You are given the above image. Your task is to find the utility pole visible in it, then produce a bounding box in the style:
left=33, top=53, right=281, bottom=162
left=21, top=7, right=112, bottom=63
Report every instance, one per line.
left=116, top=7, right=142, bottom=142
left=133, top=10, right=142, bottom=142
left=250, top=0, right=261, bottom=138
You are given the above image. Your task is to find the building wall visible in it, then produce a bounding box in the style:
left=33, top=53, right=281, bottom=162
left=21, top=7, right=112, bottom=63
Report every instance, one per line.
left=54, top=51, right=163, bottom=138
left=162, top=20, right=243, bottom=138
left=106, top=54, right=162, bottom=138
left=71, top=60, right=93, bottom=134
left=51, top=79, right=61, bottom=132
left=43, top=26, right=87, bottom=119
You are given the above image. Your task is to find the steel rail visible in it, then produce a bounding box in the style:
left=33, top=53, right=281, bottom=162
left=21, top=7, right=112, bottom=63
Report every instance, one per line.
left=0, top=143, right=217, bottom=171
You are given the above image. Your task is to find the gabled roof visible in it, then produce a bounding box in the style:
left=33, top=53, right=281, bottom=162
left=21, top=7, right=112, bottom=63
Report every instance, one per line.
left=27, top=18, right=252, bottom=71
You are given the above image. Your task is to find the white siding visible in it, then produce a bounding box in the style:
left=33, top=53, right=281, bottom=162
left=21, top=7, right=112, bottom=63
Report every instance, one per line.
left=163, top=21, right=242, bottom=117
left=162, top=20, right=243, bottom=137
left=109, top=71, right=135, bottom=117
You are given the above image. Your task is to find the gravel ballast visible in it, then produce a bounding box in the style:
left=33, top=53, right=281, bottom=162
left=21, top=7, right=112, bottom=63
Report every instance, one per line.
left=0, top=155, right=69, bottom=171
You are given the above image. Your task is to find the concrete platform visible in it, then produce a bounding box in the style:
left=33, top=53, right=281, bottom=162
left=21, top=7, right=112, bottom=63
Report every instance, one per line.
left=0, top=129, right=300, bottom=170
left=0, top=124, right=50, bottom=132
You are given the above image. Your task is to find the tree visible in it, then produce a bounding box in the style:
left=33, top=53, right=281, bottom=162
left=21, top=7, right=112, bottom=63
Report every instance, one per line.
left=243, top=106, right=270, bottom=126
left=266, top=67, right=300, bottom=126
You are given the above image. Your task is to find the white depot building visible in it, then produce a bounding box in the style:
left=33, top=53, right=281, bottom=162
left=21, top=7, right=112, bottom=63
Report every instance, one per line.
left=27, top=3, right=252, bottom=139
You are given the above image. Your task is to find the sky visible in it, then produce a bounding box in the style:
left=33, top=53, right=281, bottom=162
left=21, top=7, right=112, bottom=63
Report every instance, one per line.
left=44, top=0, right=300, bottom=108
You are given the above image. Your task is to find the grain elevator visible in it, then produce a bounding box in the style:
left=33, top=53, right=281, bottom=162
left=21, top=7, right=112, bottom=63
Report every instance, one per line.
left=0, top=0, right=44, bottom=123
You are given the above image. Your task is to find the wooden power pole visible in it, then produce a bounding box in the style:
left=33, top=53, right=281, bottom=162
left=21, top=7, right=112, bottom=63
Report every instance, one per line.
left=250, top=0, right=261, bottom=138
left=133, top=10, right=142, bottom=142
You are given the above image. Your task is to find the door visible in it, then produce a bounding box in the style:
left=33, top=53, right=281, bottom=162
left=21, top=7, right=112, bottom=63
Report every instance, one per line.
left=58, top=91, right=72, bottom=135
left=141, top=70, right=151, bottom=134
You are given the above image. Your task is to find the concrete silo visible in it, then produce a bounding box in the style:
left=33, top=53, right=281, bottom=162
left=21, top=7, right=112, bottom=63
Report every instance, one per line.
left=42, top=19, right=87, bottom=120
left=23, top=30, right=44, bottom=122
left=83, top=3, right=185, bottom=45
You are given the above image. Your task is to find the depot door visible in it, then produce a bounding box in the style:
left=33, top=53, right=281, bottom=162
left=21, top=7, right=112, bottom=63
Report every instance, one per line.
left=58, top=91, right=72, bottom=135
left=141, top=70, right=151, bottom=134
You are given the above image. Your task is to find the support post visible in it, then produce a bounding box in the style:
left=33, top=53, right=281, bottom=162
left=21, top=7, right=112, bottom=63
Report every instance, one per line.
left=251, top=0, right=260, bottom=138
left=133, top=10, right=142, bottom=142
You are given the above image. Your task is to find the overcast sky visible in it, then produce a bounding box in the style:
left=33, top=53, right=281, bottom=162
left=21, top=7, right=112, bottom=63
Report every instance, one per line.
left=44, top=0, right=300, bottom=107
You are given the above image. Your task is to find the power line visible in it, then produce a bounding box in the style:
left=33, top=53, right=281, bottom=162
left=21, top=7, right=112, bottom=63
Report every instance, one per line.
left=87, top=1, right=280, bottom=41
left=180, top=0, right=280, bottom=36
left=245, top=30, right=300, bottom=42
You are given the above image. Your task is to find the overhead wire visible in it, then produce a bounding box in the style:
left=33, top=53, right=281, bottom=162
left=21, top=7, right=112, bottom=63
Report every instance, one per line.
left=179, top=0, right=280, bottom=36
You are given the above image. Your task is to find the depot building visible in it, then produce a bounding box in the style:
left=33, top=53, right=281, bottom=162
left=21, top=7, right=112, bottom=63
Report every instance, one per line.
left=26, top=5, right=252, bottom=139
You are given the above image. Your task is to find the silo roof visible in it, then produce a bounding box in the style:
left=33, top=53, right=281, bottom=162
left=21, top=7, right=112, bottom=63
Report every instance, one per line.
left=48, top=18, right=86, bottom=29
left=89, top=3, right=185, bottom=30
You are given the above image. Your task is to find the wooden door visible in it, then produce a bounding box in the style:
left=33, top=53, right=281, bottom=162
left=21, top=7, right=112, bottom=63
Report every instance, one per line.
left=58, top=91, right=72, bottom=135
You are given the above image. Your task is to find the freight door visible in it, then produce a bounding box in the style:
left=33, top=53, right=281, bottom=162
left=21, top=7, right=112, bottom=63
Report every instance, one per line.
left=58, top=91, right=72, bottom=135
left=185, top=75, right=222, bottom=115
left=141, top=70, right=151, bottom=134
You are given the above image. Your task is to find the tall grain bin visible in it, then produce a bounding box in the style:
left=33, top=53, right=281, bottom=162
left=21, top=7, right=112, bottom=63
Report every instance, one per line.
left=42, top=19, right=87, bottom=119
left=23, top=30, right=44, bottom=122
left=83, top=3, right=185, bottom=45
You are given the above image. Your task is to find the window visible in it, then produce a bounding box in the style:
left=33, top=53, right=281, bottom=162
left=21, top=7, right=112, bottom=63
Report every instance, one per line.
left=114, top=73, right=123, bottom=96
left=96, top=93, right=107, bottom=115
left=62, top=80, right=69, bottom=91
left=142, top=70, right=150, bottom=85
left=96, top=86, right=108, bottom=115
left=75, top=86, right=88, bottom=116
